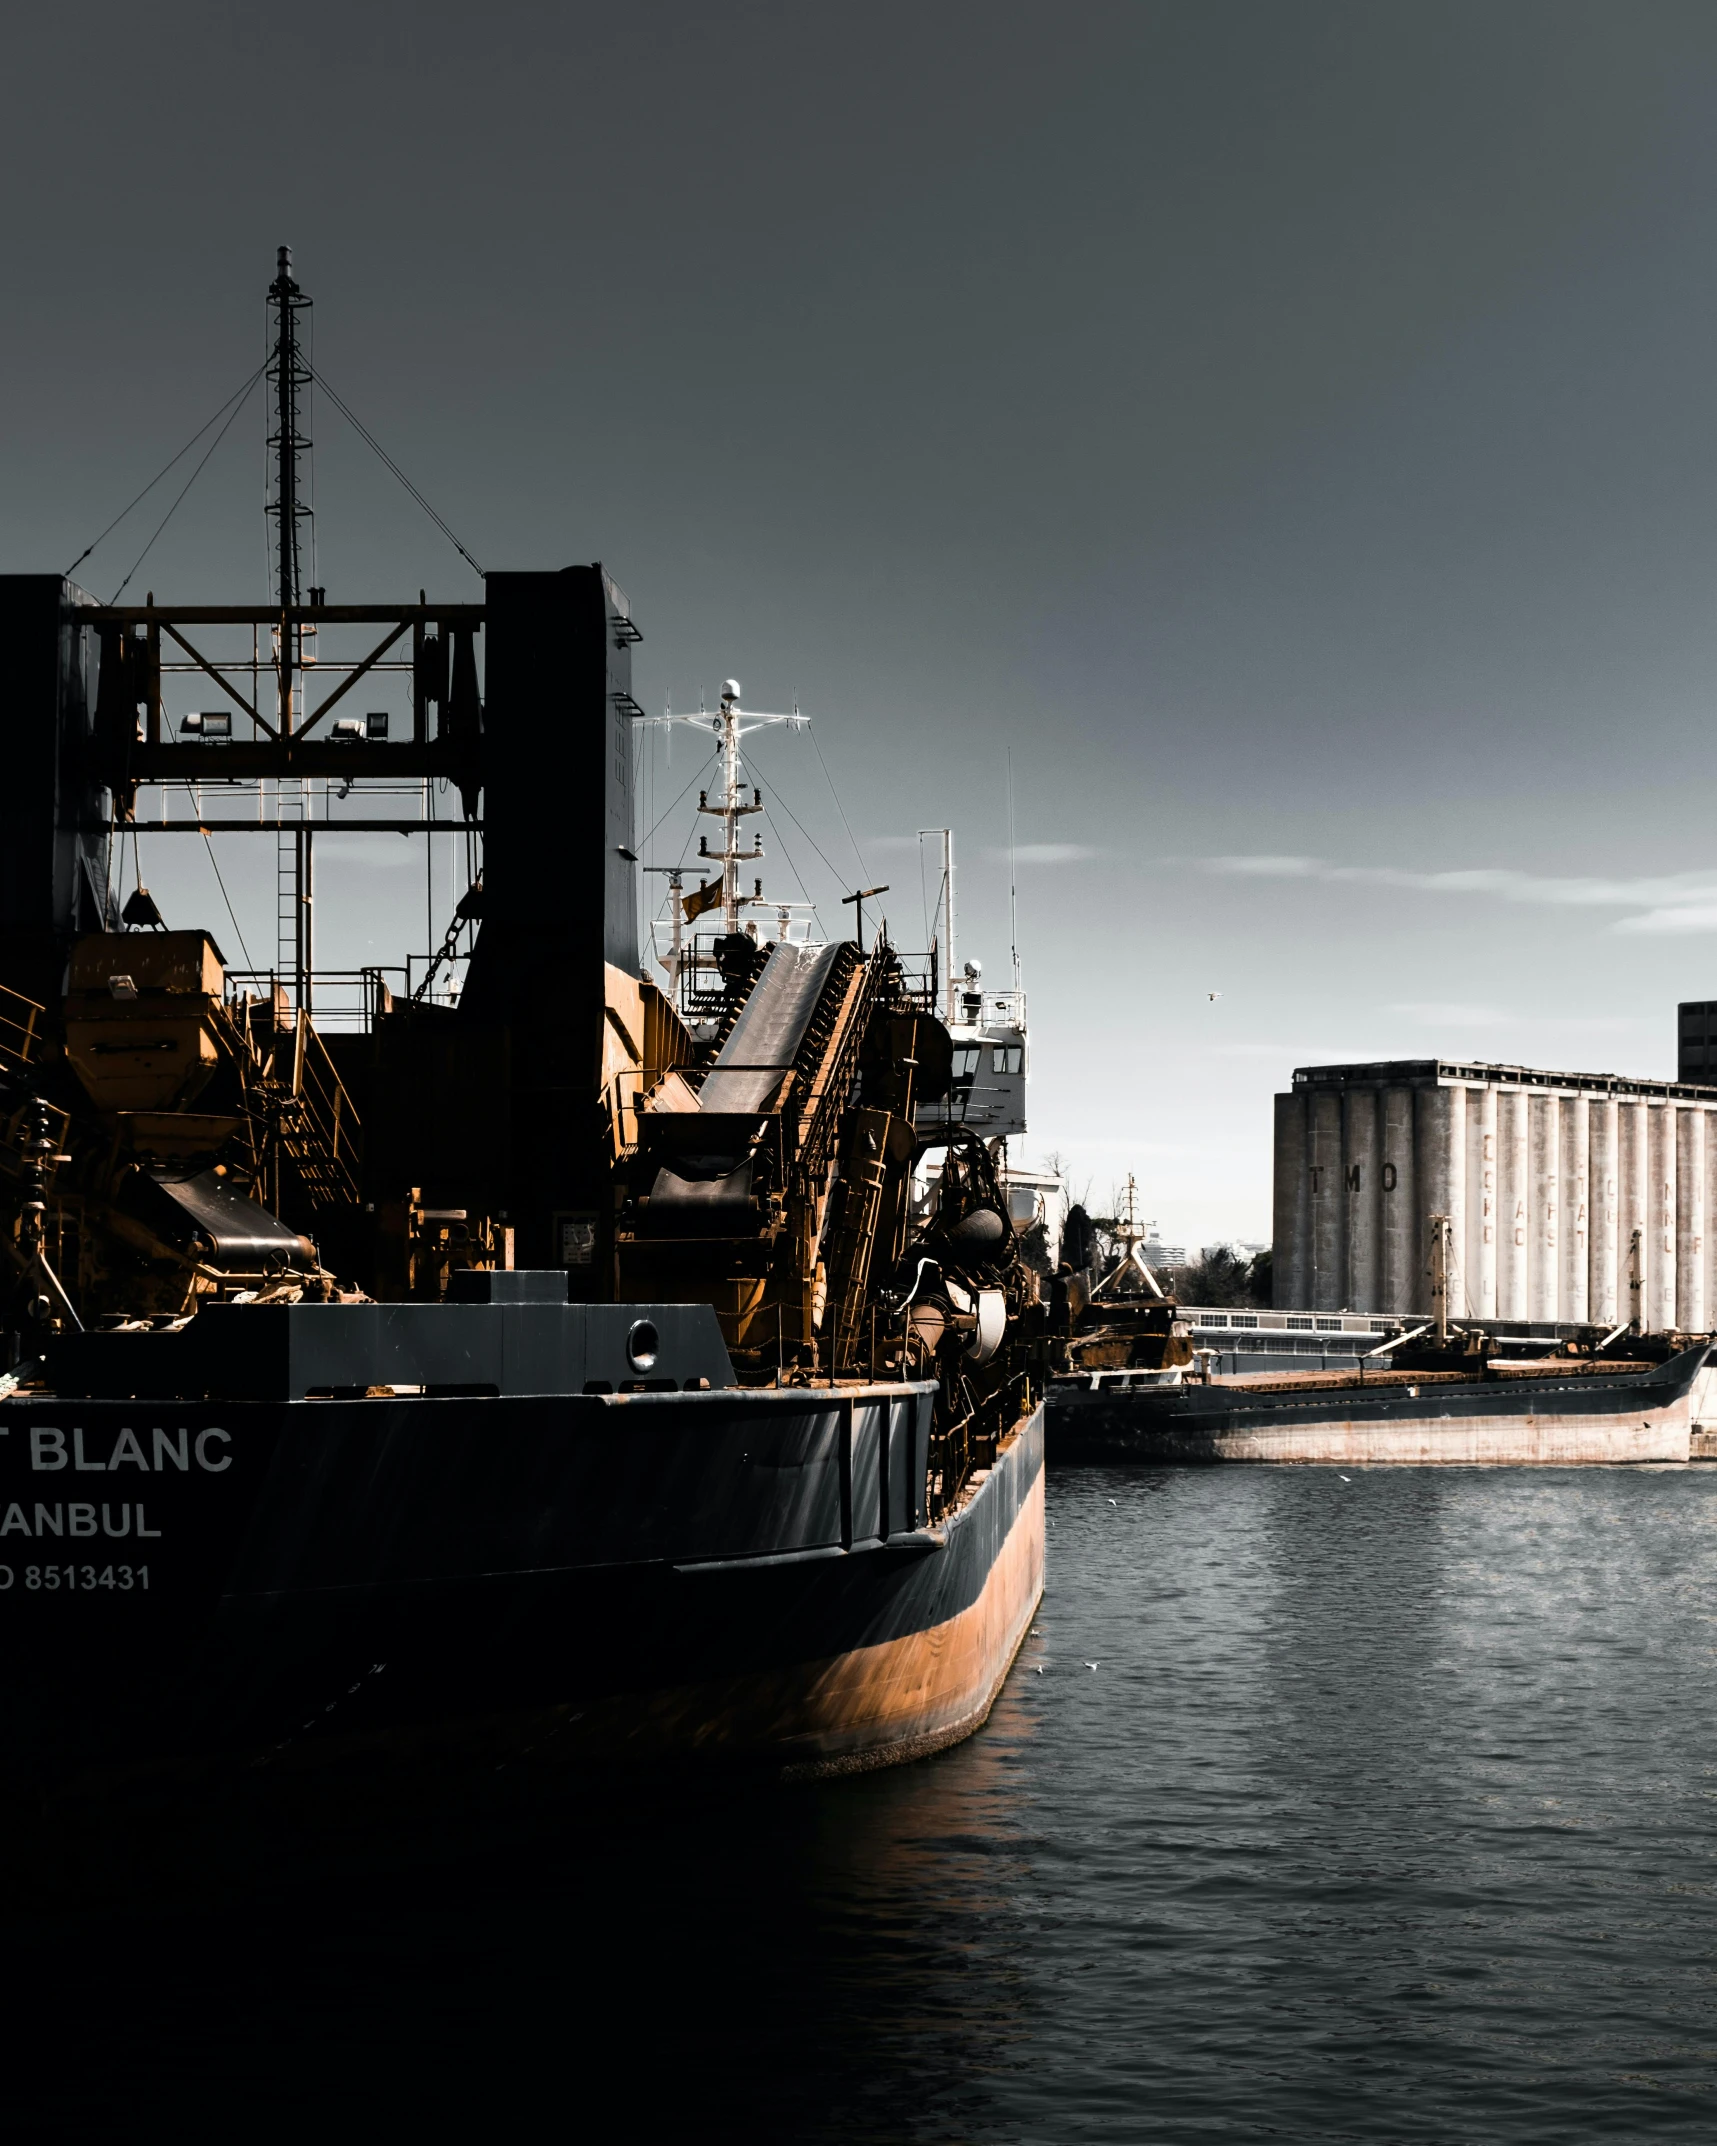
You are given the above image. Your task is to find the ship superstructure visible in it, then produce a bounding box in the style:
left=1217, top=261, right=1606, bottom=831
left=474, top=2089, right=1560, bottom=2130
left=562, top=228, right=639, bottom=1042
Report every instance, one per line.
left=0, top=252, right=1047, bottom=1801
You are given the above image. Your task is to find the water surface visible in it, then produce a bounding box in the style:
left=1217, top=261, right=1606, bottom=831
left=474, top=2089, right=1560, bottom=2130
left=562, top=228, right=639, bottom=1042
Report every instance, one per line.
left=15, top=1465, right=1717, bottom=2141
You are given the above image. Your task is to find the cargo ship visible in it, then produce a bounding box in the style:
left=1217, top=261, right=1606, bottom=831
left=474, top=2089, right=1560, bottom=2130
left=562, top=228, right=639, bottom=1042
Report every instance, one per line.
left=1045, top=1193, right=1712, bottom=1463
left=1047, top=1348, right=1712, bottom=1463
left=0, top=250, right=1045, bottom=1800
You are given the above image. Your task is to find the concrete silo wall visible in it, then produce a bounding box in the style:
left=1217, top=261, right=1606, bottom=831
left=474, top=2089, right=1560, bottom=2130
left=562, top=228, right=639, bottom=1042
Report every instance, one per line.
left=1272, top=1067, right=1717, bottom=1331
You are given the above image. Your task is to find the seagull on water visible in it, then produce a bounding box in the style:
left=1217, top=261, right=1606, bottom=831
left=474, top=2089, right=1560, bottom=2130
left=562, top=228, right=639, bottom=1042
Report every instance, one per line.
left=1083, top=1660, right=1099, bottom=1671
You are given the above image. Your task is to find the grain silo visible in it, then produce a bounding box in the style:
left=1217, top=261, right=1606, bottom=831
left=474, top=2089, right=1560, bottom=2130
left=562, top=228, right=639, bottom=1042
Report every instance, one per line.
left=1272, top=1059, right=1717, bottom=1332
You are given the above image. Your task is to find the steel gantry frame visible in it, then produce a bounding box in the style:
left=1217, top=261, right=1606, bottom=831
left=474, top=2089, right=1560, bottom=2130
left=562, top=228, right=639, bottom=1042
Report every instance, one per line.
left=82, top=597, right=488, bottom=1019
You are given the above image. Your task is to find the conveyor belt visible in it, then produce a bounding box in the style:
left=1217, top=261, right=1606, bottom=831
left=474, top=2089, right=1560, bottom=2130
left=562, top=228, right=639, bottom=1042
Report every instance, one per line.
left=144, top=1168, right=316, bottom=1268
left=697, top=941, right=847, bottom=1116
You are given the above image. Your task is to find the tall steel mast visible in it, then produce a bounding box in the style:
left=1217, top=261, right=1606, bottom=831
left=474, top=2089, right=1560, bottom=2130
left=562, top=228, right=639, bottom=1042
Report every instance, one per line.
left=648, top=684, right=810, bottom=973
left=266, top=246, right=314, bottom=1011
left=266, top=244, right=312, bottom=723
left=919, top=828, right=955, bottom=1023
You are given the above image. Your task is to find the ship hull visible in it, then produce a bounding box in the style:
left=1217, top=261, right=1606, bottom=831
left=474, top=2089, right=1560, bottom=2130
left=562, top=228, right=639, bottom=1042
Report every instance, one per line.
left=0, top=1384, right=1044, bottom=1796
left=1047, top=1350, right=1709, bottom=1465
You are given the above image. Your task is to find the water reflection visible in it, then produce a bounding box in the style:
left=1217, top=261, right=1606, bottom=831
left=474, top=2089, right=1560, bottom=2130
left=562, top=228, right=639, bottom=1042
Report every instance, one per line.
left=13, top=1470, right=1717, bottom=2141
left=8, top=1670, right=1043, bottom=2141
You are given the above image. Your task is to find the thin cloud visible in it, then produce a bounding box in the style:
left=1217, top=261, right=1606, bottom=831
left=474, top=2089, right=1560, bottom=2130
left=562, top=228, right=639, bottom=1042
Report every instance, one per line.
left=985, top=843, right=1096, bottom=865
left=1615, top=905, right=1717, bottom=935
left=1206, top=854, right=1717, bottom=932
left=871, top=836, right=1096, bottom=865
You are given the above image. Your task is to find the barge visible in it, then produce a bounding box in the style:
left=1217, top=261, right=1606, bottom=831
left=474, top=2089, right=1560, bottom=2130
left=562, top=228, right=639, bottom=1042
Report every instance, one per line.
left=1048, top=1349, right=1711, bottom=1465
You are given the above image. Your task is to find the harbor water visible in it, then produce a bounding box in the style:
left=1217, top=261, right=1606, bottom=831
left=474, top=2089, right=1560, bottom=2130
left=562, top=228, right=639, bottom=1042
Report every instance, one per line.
left=16, top=1464, right=1717, bottom=2141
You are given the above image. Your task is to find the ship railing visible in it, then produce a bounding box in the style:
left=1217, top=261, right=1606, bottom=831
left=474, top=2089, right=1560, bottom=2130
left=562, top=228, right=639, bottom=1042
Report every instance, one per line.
left=675, top=934, right=744, bottom=1020
left=0, top=984, right=45, bottom=1078
left=889, top=975, right=1026, bottom=1031
left=1183, top=1308, right=1398, bottom=1335
left=925, top=1358, right=1037, bottom=1521
left=949, top=989, right=1025, bottom=1031
left=674, top=936, right=946, bottom=1023
left=888, top=949, right=938, bottom=1016
left=284, top=1012, right=363, bottom=1206
left=216, top=990, right=365, bottom=1209
left=227, top=966, right=409, bottom=1034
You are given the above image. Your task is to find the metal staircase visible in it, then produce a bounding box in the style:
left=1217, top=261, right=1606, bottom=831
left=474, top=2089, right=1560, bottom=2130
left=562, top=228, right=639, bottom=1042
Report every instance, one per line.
left=217, top=994, right=361, bottom=1212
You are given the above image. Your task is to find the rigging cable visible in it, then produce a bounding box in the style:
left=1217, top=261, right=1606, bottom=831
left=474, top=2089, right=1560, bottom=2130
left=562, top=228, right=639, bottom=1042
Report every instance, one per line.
left=808, top=723, right=868, bottom=883
left=61, top=361, right=268, bottom=582
left=758, top=807, right=824, bottom=938
left=638, top=748, right=718, bottom=858
left=108, top=372, right=265, bottom=605
left=741, top=754, right=851, bottom=898
left=307, top=364, right=486, bottom=579
left=182, top=787, right=256, bottom=969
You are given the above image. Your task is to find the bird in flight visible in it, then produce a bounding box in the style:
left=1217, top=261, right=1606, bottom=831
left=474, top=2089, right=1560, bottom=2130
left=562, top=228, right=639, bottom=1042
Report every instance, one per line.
left=1207, top=990, right=1222, bottom=1001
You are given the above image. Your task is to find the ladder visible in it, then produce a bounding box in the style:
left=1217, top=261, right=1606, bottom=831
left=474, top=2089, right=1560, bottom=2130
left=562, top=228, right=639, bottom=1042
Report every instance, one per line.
left=276, top=782, right=303, bottom=1010
left=275, top=781, right=318, bottom=1016
left=214, top=998, right=362, bottom=1213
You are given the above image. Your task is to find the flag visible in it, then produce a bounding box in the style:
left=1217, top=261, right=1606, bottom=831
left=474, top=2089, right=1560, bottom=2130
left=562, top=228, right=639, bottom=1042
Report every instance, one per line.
left=681, top=876, right=723, bottom=923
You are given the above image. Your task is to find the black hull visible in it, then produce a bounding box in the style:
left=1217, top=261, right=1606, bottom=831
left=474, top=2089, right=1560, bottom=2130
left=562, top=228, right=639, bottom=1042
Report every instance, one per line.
left=0, top=1383, right=1044, bottom=1795
left=1047, top=1350, right=1710, bottom=1464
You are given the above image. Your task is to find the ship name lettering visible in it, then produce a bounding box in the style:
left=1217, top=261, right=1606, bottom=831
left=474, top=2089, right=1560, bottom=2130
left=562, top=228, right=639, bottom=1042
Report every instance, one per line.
left=27, top=1427, right=228, bottom=1474
left=0, top=1502, right=160, bottom=1538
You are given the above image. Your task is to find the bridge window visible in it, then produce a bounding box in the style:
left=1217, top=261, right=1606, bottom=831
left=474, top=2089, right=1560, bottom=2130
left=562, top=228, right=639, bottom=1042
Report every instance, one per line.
left=991, top=1045, right=1023, bottom=1074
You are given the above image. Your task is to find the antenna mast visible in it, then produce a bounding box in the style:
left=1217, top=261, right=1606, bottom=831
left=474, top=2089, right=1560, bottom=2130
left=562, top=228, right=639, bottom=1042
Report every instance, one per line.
left=919, top=829, right=955, bottom=1024
left=266, top=245, right=312, bottom=726
left=1007, top=749, right=1020, bottom=992
left=266, top=246, right=314, bottom=1014
left=651, top=681, right=809, bottom=950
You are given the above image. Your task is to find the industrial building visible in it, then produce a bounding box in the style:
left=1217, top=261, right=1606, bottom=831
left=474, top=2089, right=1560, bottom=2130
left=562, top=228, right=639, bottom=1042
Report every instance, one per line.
left=1679, top=1000, right=1717, bottom=1083
left=1272, top=1058, right=1717, bottom=1332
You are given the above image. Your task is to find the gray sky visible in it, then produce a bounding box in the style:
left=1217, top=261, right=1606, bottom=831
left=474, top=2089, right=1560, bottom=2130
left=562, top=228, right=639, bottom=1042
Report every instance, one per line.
left=6, top=1, right=1717, bottom=1243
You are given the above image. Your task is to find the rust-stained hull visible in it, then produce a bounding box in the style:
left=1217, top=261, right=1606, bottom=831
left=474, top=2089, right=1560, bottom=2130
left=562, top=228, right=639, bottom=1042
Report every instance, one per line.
left=0, top=1382, right=1044, bottom=1796
left=554, top=1434, right=1046, bottom=1779
left=1048, top=1350, right=1710, bottom=1465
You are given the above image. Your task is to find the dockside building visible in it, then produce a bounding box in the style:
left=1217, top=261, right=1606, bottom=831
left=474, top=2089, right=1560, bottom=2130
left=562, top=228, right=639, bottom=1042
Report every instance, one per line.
left=1273, top=1059, right=1717, bottom=1331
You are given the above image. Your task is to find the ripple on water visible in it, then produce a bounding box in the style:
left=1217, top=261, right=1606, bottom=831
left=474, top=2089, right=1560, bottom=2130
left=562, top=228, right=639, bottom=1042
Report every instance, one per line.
left=12, top=1466, right=1717, bottom=2142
